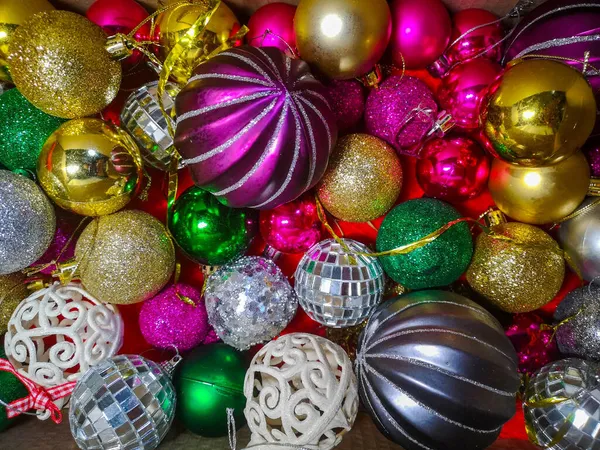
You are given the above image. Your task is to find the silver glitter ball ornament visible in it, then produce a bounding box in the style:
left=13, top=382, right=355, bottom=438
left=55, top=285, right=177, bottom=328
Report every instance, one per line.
left=294, top=238, right=385, bottom=328
left=120, top=81, right=178, bottom=170
left=524, top=358, right=600, bottom=449
left=69, top=354, right=176, bottom=450
left=204, top=256, right=298, bottom=350
left=0, top=170, right=55, bottom=274
left=559, top=198, right=600, bottom=282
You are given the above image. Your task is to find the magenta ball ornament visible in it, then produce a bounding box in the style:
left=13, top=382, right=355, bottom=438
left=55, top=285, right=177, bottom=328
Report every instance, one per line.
left=246, top=3, right=296, bottom=55
left=326, top=80, right=365, bottom=132
left=175, top=46, right=337, bottom=209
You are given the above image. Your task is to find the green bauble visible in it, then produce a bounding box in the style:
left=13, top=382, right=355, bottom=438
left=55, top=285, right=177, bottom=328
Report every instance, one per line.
left=376, top=198, right=473, bottom=289
left=169, top=186, right=258, bottom=266
left=0, top=89, right=66, bottom=171
left=174, top=343, right=248, bottom=437
left=0, top=347, right=28, bottom=432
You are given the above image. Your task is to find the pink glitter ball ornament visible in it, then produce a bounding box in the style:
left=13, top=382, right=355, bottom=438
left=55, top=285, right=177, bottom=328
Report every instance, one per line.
left=365, top=75, right=438, bottom=157
left=139, top=284, right=217, bottom=352
left=326, top=80, right=365, bottom=132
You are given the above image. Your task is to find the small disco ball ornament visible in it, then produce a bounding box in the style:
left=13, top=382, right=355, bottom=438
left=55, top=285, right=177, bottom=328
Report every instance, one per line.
left=294, top=238, right=385, bottom=328
left=69, top=354, right=176, bottom=450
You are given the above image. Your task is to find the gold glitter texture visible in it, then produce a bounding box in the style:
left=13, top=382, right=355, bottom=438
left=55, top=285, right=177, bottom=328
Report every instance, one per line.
left=75, top=210, right=176, bottom=305
left=8, top=11, right=121, bottom=119
left=317, top=133, right=402, bottom=222
left=37, top=119, right=143, bottom=217
left=466, top=222, right=565, bottom=313
left=0, top=272, right=28, bottom=334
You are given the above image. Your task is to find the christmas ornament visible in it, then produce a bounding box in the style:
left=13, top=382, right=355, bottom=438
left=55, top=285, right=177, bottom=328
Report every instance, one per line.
left=317, top=134, right=403, bottom=222
left=437, top=58, right=502, bottom=130
left=247, top=3, right=296, bottom=55
left=326, top=80, right=365, bottom=132
left=489, top=150, right=590, bottom=225
left=376, top=198, right=473, bottom=289
left=259, top=193, right=322, bottom=254
left=295, top=238, right=385, bottom=327
left=33, top=212, right=78, bottom=276
left=8, top=11, right=121, bottom=119
left=585, top=139, right=600, bottom=177
left=174, top=343, right=247, bottom=437
left=294, top=0, right=391, bottom=79
left=0, top=89, right=65, bottom=171
left=416, top=134, right=490, bottom=203
left=365, top=75, right=438, bottom=157
left=120, top=81, right=178, bottom=171
left=69, top=354, right=176, bottom=450
left=139, top=284, right=216, bottom=352
left=0, top=170, right=55, bottom=275
left=169, top=186, right=257, bottom=265
left=326, top=323, right=367, bottom=361
left=75, top=210, right=176, bottom=305
left=204, top=256, right=297, bottom=350
left=37, top=118, right=143, bottom=217
left=554, top=284, right=600, bottom=361
left=389, top=0, right=451, bottom=69
left=245, top=333, right=358, bottom=449
left=559, top=198, right=600, bottom=282
left=466, top=221, right=565, bottom=313
left=523, top=358, right=600, bottom=450
left=0, top=349, right=29, bottom=432
left=4, top=282, right=122, bottom=389
left=357, top=291, right=520, bottom=450
left=482, top=59, right=597, bottom=166
left=175, top=46, right=337, bottom=209
left=0, top=272, right=27, bottom=335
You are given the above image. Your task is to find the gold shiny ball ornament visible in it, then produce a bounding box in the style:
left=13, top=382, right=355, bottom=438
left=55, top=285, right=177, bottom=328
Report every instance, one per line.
left=489, top=151, right=590, bottom=225
left=75, top=210, right=176, bottom=305
left=466, top=222, right=565, bottom=313
left=317, top=133, right=403, bottom=222
left=0, top=272, right=28, bottom=334
left=482, top=59, right=596, bottom=166
left=8, top=10, right=122, bottom=119
left=294, top=0, right=392, bottom=79
left=37, top=119, right=143, bottom=217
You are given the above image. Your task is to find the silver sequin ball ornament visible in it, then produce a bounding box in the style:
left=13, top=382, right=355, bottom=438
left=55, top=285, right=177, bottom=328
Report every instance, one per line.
left=69, top=354, right=177, bottom=450
left=294, top=238, right=385, bottom=328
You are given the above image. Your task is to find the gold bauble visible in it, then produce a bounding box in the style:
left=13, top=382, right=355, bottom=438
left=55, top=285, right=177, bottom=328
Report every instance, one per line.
left=483, top=59, right=596, bottom=166
left=75, top=210, right=176, bottom=305
left=466, top=222, right=565, bottom=313
left=0, top=272, right=28, bottom=334
left=156, top=0, right=239, bottom=85
left=294, top=0, right=392, bottom=79
left=488, top=151, right=590, bottom=225
left=0, top=0, right=54, bottom=81
left=317, top=133, right=402, bottom=222
left=8, top=11, right=121, bottom=118
left=37, top=119, right=143, bottom=217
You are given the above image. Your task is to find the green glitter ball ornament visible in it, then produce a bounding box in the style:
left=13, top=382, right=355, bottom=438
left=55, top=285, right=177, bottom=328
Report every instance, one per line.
left=376, top=198, right=473, bottom=289
left=0, top=347, right=28, bottom=432
left=0, top=89, right=66, bottom=171
left=168, top=186, right=258, bottom=266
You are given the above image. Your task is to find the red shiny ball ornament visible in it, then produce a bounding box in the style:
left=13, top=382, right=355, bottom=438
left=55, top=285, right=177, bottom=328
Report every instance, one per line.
left=447, top=9, right=504, bottom=66
left=416, top=134, right=490, bottom=203
left=246, top=3, right=296, bottom=56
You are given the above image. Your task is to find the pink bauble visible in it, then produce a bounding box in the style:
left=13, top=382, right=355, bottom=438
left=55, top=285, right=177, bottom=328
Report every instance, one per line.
left=139, top=284, right=215, bottom=351
left=365, top=75, right=437, bottom=157
left=259, top=193, right=322, bottom=254
left=326, top=80, right=365, bottom=131
left=246, top=3, right=296, bottom=55
left=585, top=137, right=600, bottom=177
left=34, top=210, right=78, bottom=275
left=389, top=0, right=451, bottom=69
left=416, top=134, right=490, bottom=202
left=437, top=58, right=502, bottom=130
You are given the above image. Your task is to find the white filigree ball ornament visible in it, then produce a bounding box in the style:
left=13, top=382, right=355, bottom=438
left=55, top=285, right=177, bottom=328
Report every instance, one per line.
left=4, top=282, right=123, bottom=404
left=243, top=333, right=359, bottom=450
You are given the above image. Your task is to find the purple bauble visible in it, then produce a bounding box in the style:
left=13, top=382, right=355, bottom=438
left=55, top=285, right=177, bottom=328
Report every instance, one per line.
left=175, top=46, right=337, bottom=209
left=365, top=75, right=438, bottom=157
left=326, top=80, right=365, bottom=132
left=585, top=137, right=600, bottom=177
left=34, top=209, right=78, bottom=275
left=139, top=283, right=216, bottom=352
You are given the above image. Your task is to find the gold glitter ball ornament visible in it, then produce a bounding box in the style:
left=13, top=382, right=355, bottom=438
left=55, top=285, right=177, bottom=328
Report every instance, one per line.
left=0, top=272, right=28, bottom=335
left=75, top=210, right=176, bottom=305
left=8, top=10, right=121, bottom=119
left=37, top=119, right=143, bottom=217
left=466, top=222, right=565, bottom=313
left=317, top=133, right=402, bottom=222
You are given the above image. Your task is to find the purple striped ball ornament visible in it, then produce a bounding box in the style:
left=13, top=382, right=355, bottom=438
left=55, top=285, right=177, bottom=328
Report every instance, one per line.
left=174, top=46, right=337, bottom=209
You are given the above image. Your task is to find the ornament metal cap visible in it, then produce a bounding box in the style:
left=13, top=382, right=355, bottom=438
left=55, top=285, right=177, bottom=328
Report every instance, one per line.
left=589, top=178, right=600, bottom=196
left=360, top=65, right=383, bottom=88
left=427, top=54, right=451, bottom=78
left=483, top=208, right=507, bottom=227
left=105, top=34, right=134, bottom=61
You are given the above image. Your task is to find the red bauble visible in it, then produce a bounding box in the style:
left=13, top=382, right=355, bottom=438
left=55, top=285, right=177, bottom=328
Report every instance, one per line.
left=246, top=2, right=297, bottom=55
left=447, top=9, right=504, bottom=66
left=416, top=134, right=490, bottom=203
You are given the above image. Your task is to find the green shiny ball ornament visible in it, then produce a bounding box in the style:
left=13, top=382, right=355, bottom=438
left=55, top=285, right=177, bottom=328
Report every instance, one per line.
left=376, top=198, right=473, bottom=289
left=174, top=343, right=248, bottom=437
left=0, top=89, right=66, bottom=171
left=0, top=348, right=28, bottom=432
left=168, top=186, right=258, bottom=266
